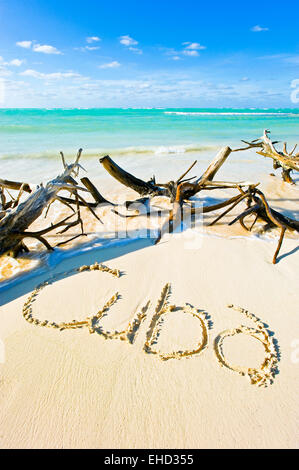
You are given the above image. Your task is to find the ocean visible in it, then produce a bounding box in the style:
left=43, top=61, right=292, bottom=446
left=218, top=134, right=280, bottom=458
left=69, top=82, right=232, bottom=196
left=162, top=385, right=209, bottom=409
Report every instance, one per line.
left=0, top=108, right=298, bottom=182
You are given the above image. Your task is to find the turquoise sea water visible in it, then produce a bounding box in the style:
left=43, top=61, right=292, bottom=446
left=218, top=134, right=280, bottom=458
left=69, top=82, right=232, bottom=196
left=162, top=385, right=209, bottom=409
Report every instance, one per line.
left=0, top=108, right=298, bottom=182
left=0, top=108, right=298, bottom=156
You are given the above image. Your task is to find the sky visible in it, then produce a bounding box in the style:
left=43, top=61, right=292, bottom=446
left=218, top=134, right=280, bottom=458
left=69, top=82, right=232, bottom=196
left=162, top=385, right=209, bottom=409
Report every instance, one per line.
left=0, top=0, right=298, bottom=108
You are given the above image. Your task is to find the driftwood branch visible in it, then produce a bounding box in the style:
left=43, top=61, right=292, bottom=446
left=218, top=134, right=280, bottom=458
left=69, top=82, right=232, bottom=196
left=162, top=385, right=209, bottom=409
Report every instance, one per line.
left=174, top=146, right=232, bottom=202
left=0, top=179, right=32, bottom=194
left=0, top=151, right=108, bottom=257
left=99, top=155, right=168, bottom=197
left=234, top=129, right=299, bottom=184
left=99, top=147, right=232, bottom=203
left=80, top=177, right=114, bottom=206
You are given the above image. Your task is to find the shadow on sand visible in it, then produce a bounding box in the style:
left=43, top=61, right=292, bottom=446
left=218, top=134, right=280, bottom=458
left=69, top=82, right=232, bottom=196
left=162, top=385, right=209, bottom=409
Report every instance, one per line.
left=0, top=236, right=155, bottom=307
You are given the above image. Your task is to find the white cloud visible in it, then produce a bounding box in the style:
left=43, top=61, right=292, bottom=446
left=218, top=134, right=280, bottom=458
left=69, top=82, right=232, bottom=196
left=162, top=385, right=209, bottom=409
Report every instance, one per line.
left=8, top=59, right=24, bottom=67
left=119, top=35, right=138, bottom=46
left=32, top=44, right=62, bottom=54
left=99, top=61, right=121, bottom=69
left=251, top=25, right=269, bottom=32
left=0, top=77, right=5, bottom=103
left=0, top=67, right=12, bottom=77
left=85, top=46, right=100, bottom=51
left=86, top=36, right=101, bottom=43
left=20, top=69, right=81, bottom=79
left=20, top=69, right=46, bottom=78
left=3, top=74, right=289, bottom=107
left=16, top=41, right=32, bottom=49
left=183, top=50, right=199, bottom=57
left=0, top=57, right=25, bottom=67
left=183, top=42, right=206, bottom=50
left=128, top=47, right=143, bottom=54
left=75, top=45, right=100, bottom=52
left=16, top=40, right=62, bottom=54
left=164, top=42, right=205, bottom=59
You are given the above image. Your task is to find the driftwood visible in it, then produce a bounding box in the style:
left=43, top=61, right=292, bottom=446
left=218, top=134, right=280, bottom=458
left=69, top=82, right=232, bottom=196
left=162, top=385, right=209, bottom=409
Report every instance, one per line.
left=100, top=155, right=199, bottom=201
left=100, top=144, right=298, bottom=263
left=228, top=188, right=299, bottom=263
left=0, top=129, right=298, bottom=265
left=156, top=185, right=298, bottom=263
left=234, top=129, right=299, bottom=184
left=0, top=150, right=106, bottom=256
left=100, top=147, right=234, bottom=203
left=99, top=145, right=296, bottom=263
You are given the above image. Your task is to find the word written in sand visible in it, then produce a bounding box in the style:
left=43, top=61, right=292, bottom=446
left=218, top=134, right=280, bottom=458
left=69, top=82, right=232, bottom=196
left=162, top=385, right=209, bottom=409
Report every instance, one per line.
left=22, top=263, right=279, bottom=387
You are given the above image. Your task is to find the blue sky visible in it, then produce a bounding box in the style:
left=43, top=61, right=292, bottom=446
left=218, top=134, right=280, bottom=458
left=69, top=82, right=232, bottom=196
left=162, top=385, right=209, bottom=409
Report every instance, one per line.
left=0, top=0, right=298, bottom=107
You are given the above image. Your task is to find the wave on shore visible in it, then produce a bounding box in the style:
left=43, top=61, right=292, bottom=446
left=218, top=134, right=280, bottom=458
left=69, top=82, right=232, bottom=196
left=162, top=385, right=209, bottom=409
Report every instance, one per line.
left=0, top=143, right=218, bottom=161
left=164, top=111, right=297, bottom=116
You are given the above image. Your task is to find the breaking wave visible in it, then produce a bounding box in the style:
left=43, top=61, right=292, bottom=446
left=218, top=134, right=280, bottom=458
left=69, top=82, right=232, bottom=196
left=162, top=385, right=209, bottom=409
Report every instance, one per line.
left=0, top=143, right=218, bottom=160
left=164, top=111, right=297, bottom=116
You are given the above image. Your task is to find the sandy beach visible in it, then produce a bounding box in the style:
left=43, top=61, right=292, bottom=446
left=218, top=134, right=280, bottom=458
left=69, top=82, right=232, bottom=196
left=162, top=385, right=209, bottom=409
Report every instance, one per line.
left=1, top=0, right=299, bottom=451
left=0, top=156, right=298, bottom=448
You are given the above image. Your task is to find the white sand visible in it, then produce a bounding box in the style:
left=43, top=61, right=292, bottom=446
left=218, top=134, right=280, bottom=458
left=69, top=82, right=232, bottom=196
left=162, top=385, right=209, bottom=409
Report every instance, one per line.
left=0, top=230, right=298, bottom=448
left=0, top=153, right=298, bottom=449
